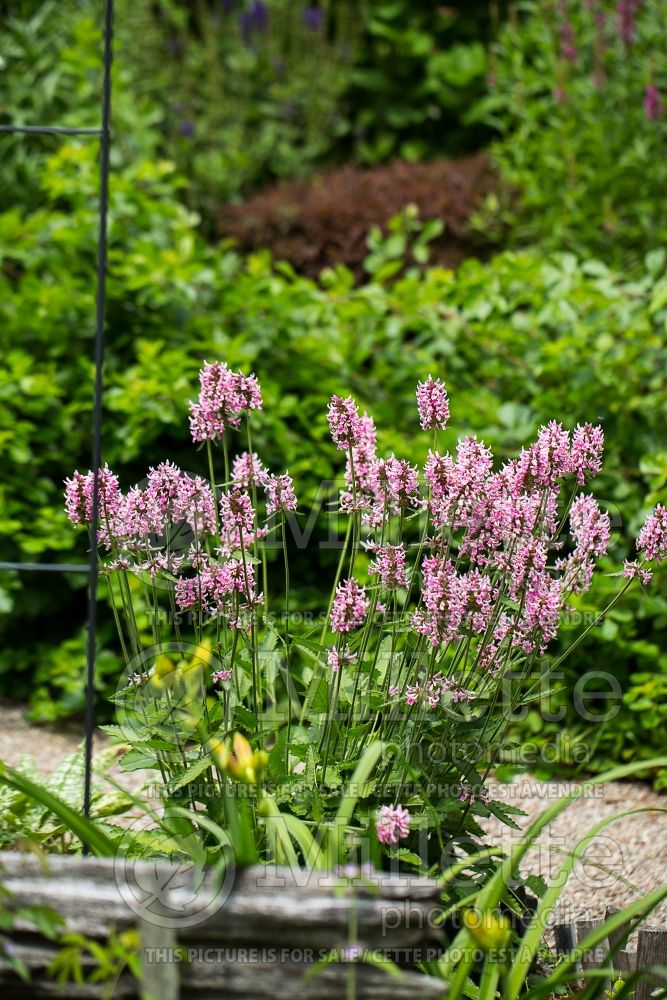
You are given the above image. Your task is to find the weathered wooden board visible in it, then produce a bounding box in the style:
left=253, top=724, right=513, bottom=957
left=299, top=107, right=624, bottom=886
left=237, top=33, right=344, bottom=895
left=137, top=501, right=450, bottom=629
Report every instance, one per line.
left=1, top=854, right=442, bottom=949
left=635, top=927, right=667, bottom=1000
left=0, top=852, right=447, bottom=999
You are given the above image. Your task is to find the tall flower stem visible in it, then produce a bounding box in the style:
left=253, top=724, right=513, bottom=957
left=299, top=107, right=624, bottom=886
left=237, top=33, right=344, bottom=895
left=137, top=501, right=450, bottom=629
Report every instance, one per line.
left=320, top=638, right=343, bottom=787
left=281, top=514, right=292, bottom=768
left=238, top=527, right=259, bottom=724
left=298, top=513, right=353, bottom=727
left=246, top=418, right=268, bottom=616
left=206, top=440, right=221, bottom=537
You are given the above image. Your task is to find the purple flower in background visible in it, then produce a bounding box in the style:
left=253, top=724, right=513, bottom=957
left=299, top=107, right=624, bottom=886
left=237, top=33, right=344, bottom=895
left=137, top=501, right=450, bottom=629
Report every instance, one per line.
left=645, top=83, right=664, bottom=120
left=220, top=0, right=237, bottom=11
left=556, top=0, right=577, bottom=63
left=617, top=0, right=641, bottom=45
left=179, top=121, right=195, bottom=138
left=560, top=21, right=577, bottom=62
left=240, top=0, right=268, bottom=44
left=303, top=6, right=323, bottom=32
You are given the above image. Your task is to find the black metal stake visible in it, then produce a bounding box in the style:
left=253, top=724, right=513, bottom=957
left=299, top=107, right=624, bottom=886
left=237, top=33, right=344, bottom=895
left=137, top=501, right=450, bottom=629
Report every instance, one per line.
left=0, top=2, right=115, bottom=852
left=83, top=0, right=114, bottom=853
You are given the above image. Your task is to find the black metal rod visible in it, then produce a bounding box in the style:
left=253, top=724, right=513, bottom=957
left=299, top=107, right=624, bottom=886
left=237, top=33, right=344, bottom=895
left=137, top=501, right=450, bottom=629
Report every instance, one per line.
left=0, top=125, right=102, bottom=136
left=83, top=0, right=114, bottom=848
left=0, top=562, right=90, bottom=573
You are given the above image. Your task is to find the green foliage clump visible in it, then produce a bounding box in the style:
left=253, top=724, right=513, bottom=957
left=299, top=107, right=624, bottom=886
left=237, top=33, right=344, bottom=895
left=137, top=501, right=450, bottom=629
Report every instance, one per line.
left=339, top=0, right=491, bottom=165
left=485, top=0, right=667, bottom=268
left=1, top=136, right=666, bottom=788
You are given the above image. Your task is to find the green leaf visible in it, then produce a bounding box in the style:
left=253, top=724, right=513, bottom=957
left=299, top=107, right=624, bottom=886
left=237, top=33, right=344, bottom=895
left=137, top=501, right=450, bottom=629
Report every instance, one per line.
left=0, top=760, right=116, bottom=857
left=166, top=755, right=213, bottom=793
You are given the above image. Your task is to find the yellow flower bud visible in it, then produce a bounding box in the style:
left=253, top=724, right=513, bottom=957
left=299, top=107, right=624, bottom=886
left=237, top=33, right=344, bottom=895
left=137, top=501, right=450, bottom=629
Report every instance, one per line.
left=232, top=733, right=254, bottom=770
left=209, top=737, right=229, bottom=771
left=253, top=750, right=269, bottom=783
left=463, top=908, right=511, bottom=950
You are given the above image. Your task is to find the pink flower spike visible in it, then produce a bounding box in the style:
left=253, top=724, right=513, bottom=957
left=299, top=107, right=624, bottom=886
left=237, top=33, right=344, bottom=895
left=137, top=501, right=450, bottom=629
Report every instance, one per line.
left=417, top=376, right=450, bottom=431
left=383, top=457, right=420, bottom=510
left=368, top=543, right=409, bottom=590
left=189, top=361, right=263, bottom=443
left=624, top=560, right=652, bottom=586
left=328, top=395, right=364, bottom=451
left=219, top=489, right=255, bottom=536
left=330, top=578, right=368, bottom=633
left=64, top=464, right=122, bottom=548
left=636, top=504, right=667, bottom=562
left=265, top=473, right=297, bottom=516
left=571, top=424, right=604, bottom=485
left=375, top=804, right=411, bottom=845
left=232, top=452, right=269, bottom=489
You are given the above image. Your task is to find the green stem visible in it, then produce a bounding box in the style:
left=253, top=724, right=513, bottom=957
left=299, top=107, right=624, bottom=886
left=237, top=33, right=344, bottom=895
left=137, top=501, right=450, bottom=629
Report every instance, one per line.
left=282, top=515, right=292, bottom=769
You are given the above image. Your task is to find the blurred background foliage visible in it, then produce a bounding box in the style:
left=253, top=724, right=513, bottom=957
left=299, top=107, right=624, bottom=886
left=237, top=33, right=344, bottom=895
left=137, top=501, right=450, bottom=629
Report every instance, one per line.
left=0, top=0, right=666, bottom=781
left=483, top=0, right=667, bottom=268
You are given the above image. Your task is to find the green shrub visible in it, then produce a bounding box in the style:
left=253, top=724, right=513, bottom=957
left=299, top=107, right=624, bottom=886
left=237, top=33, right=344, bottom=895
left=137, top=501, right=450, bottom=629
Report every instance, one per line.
left=484, top=0, right=667, bottom=268
left=0, top=2, right=161, bottom=212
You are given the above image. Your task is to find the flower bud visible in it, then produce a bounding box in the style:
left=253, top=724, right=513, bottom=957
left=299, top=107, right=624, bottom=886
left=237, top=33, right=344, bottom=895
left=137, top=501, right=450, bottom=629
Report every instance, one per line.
left=463, top=908, right=511, bottom=950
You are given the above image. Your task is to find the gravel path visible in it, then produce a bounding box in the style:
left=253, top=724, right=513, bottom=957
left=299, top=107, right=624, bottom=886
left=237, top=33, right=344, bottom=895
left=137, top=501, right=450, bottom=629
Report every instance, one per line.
left=1, top=704, right=665, bottom=929
left=480, top=775, right=667, bottom=931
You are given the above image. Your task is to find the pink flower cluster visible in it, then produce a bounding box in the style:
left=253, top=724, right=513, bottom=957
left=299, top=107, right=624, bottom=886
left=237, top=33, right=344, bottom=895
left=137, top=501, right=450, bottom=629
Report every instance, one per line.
left=324, top=382, right=613, bottom=663
left=412, top=556, right=466, bottom=647
left=189, top=362, right=262, bottom=443
left=330, top=578, right=368, bottom=633
left=368, top=543, right=409, bottom=590
left=398, top=673, right=475, bottom=709
left=558, top=494, right=611, bottom=594
left=266, top=473, right=297, bottom=516
left=327, top=645, right=357, bottom=673
left=232, top=452, right=268, bottom=489
left=425, top=436, right=494, bottom=528
left=65, top=461, right=217, bottom=558
left=625, top=504, right=667, bottom=583
left=63, top=363, right=288, bottom=634
left=212, top=668, right=233, bottom=684
left=219, top=489, right=255, bottom=535
left=175, top=555, right=260, bottom=625
left=636, top=504, right=667, bottom=562
left=65, top=364, right=657, bottom=695
left=328, top=395, right=364, bottom=451
left=64, top=464, right=122, bottom=547
left=416, top=376, right=450, bottom=431
left=513, top=421, right=602, bottom=494
left=375, top=804, right=411, bottom=845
